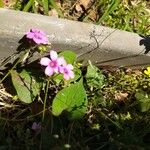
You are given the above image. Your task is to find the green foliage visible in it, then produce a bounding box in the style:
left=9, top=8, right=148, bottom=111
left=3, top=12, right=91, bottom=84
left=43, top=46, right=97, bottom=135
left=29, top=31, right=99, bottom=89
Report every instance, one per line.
left=11, top=69, right=42, bottom=103
left=97, top=0, right=150, bottom=34
left=1, top=63, right=150, bottom=149
left=105, top=69, right=149, bottom=96
left=98, top=0, right=121, bottom=23
left=14, top=0, right=64, bottom=17
left=135, top=91, right=150, bottom=112
left=86, top=62, right=106, bottom=89
left=52, top=79, right=87, bottom=120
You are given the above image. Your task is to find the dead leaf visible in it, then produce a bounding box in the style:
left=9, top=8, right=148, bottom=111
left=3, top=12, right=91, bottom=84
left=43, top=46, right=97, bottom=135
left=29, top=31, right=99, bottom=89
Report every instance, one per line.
left=74, top=4, right=82, bottom=12
left=49, top=9, right=59, bottom=17
left=114, top=92, right=128, bottom=102
left=134, top=70, right=142, bottom=76
left=74, top=0, right=94, bottom=12
left=88, top=10, right=97, bottom=22
left=79, top=0, right=93, bottom=9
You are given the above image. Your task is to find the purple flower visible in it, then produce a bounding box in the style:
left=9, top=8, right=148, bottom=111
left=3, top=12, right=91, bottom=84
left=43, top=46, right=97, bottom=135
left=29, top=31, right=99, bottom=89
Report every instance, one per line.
left=59, top=64, right=74, bottom=80
left=26, top=28, right=48, bottom=45
left=32, top=122, right=41, bottom=131
left=40, top=50, right=65, bottom=76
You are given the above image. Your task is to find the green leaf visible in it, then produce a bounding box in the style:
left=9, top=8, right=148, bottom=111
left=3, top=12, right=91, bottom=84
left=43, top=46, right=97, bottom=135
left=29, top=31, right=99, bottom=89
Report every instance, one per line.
left=52, top=79, right=87, bottom=120
left=23, top=0, right=34, bottom=12
left=135, top=92, right=150, bottom=112
left=86, top=62, right=106, bottom=89
left=72, top=67, right=81, bottom=81
left=98, top=0, right=120, bottom=23
left=11, top=69, right=42, bottom=104
left=42, top=0, right=49, bottom=15
left=59, top=50, right=77, bottom=64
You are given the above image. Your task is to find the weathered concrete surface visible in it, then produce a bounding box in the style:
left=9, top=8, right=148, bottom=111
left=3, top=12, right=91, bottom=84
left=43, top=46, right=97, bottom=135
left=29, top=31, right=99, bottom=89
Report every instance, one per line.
left=0, top=8, right=150, bottom=68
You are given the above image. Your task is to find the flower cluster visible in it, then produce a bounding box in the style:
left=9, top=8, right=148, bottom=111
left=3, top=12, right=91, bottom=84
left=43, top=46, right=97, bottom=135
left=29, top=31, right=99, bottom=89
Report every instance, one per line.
left=40, top=50, right=74, bottom=80
left=26, top=28, right=48, bottom=45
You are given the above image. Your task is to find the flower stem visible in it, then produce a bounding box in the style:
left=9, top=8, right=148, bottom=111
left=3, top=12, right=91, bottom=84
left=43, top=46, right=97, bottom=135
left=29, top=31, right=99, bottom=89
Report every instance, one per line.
left=42, top=79, right=50, bottom=122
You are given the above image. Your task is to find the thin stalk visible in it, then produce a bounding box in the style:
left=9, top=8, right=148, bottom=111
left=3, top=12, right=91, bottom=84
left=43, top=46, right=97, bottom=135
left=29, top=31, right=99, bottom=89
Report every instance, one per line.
left=42, top=79, right=50, bottom=122
left=67, top=121, right=74, bottom=144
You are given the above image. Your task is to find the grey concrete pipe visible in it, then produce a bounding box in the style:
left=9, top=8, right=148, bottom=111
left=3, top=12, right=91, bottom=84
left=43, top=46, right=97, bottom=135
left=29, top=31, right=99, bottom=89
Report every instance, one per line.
left=0, top=8, right=150, bottom=69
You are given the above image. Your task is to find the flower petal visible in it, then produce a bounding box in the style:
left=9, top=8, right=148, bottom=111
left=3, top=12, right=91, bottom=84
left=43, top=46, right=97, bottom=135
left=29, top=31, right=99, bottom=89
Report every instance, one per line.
left=26, top=32, right=34, bottom=39
left=147, top=67, right=150, bottom=72
left=68, top=71, right=74, bottom=78
left=53, top=67, right=59, bottom=73
left=33, top=37, right=42, bottom=44
left=45, top=66, right=54, bottom=76
left=57, top=57, right=67, bottom=66
left=50, top=50, right=58, bottom=60
left=32, top=122, right=41, bottom=130
left=64, top=74, right=70, bottom=80
left=42, top=37, right=49, bottom=44
left=67, top=64, right=74, bottom=70
left=58, top=66, right=64, bottom=73
left=39, top=30, right=47, bottom=36
left=31, top=28, right=46, bottom=36
left=144, top=70, right=149, bottom=75
left=40, top=57, right=51, bottom=66
left=31, top=28, right=37, bottom=32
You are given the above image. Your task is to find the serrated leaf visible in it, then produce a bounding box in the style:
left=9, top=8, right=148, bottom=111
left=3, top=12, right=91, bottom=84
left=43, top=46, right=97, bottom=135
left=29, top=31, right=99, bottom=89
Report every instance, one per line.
left=52, top=79, right=87, bottom=120
left=135, top=92, right=150, bottom=112
left=59, top=50, right=77, bottom=64
left=86, top=63, right=106, bottom=89
left=11, top=69, right=42, bottom=104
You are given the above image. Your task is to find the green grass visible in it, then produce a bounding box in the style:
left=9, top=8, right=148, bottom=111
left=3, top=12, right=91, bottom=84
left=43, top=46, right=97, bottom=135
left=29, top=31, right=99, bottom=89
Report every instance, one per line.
left=96, top=0, right=150, bottom=35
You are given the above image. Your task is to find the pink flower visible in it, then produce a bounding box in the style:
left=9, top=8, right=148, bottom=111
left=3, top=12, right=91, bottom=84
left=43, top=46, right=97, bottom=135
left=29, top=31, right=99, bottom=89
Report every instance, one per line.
left=59, top=64, right=74, bottom=80
left=40, top=50, right=65, bottom=76
left=32, top=122, right=41, bottom=131
left=26, top=28, right=48, bottom=45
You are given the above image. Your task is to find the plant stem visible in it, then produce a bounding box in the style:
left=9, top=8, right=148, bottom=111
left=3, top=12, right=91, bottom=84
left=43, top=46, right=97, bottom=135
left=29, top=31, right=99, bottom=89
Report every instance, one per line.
left=42, top=79, right=50, bottom=122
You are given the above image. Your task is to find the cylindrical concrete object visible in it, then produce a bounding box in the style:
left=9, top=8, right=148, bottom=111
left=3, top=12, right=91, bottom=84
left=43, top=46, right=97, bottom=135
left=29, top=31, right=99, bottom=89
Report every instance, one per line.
left=0, top=8, right=150, bottom=69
